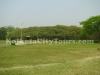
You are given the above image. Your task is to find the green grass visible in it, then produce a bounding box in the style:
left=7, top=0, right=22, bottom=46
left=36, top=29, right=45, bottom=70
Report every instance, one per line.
left=0, top=43, right=100, bottom=75
left=0, top=40, right=6, bottom=44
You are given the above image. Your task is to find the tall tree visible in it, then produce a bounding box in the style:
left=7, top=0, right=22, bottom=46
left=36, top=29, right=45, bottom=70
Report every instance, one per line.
left=0, top=25, right=15, bottom=40
left=80, top=15, right=100, bottom=41
left=0, top=27, right=7, bottom=40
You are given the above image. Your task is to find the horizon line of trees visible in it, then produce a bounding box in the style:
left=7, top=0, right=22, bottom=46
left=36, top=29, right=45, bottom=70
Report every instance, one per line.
left=6, top=25, right=82, bottom=40
left=0, top=15, right=100, bottom=42
left=0, top=25, right=98, bottom=41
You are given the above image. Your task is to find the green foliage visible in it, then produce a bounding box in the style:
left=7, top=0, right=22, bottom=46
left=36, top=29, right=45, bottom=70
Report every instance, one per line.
left=80, top=15, right=100, bottom=41
left=0, top=26, right=15, bottom=40
left=0, top=27, right=7, bottom=40
left=6, top=25, right=82, bottom=40
left=0, top=26, right=14, bottom=40
left=6, top=28, right=20, bottom=39
left=1, top=15, right=100, bottom=41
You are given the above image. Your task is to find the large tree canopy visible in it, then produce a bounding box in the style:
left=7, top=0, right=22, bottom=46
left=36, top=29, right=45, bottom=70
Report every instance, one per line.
left=80, top=15, right=100, bottom=41
left=6, top=25, right=82, bottom=40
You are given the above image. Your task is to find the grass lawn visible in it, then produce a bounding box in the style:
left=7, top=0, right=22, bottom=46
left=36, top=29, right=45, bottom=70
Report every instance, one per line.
left=0, top=43, right=100, bottom=75
left=0, top=40, right=6, bottom=44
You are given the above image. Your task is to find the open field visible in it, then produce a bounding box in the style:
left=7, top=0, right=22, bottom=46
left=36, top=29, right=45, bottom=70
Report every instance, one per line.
left=0, top=40, right=6, bottom=44
left=0, top=42, right=100, bottom=75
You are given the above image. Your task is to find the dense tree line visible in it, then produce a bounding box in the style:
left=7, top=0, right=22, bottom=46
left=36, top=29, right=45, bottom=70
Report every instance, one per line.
left=0, top=15, right=100, bottom=42
left=0, top=25, right=15, bottom=40
left=5, top=25, right=82, bottom=40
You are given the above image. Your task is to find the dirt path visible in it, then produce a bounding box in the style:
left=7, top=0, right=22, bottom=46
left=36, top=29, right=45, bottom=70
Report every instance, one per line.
left=0, top=63, right=61, bottom=71
left=79, top=56, right=100, bottom=63
left=0, top=56, right=100, bottom=71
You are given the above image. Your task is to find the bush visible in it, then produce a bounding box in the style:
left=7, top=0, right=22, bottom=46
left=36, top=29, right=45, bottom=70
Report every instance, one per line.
left=94, top=40, right=100, bottom=43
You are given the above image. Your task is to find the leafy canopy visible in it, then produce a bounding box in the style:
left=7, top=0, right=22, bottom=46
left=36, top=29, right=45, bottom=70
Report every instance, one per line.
left=80, top=15, right=100, bottom=40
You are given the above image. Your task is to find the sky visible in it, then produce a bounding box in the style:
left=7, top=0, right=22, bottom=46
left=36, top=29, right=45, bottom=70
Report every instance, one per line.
left=0, top=0, right=100, bottom=28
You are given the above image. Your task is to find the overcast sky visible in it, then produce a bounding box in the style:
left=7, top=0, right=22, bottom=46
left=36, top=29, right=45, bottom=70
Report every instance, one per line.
left=0, top=0, right=100, bottom=28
